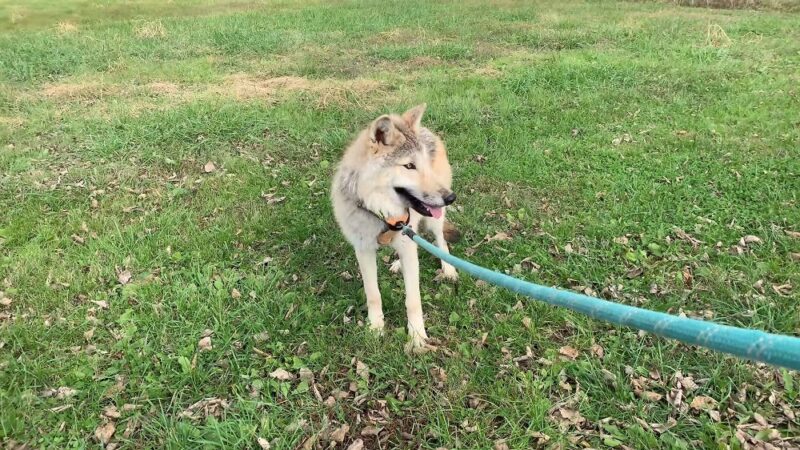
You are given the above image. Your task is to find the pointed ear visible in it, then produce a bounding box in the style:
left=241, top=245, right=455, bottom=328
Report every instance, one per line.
left=370, top=115, right=394, bottom=146
left=402, top=103, right=426, bottom=130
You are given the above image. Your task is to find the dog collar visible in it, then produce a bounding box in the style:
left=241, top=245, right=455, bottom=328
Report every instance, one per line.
left=355, top=201, right=409, bottom=245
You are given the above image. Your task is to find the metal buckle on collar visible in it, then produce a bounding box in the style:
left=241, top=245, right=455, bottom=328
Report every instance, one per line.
left=384, top=219, right=406, bottom=231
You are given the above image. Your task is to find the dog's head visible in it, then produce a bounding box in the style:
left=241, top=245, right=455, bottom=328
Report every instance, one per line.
left=362, top=104, right=455, bottom=219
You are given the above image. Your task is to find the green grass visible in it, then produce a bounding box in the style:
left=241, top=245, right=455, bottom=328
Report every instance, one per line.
left=1, top=0, right=799, bottom=448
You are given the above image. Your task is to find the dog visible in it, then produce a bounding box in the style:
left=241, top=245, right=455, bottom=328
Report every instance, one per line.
left=331, top=104, right=458, bottom=352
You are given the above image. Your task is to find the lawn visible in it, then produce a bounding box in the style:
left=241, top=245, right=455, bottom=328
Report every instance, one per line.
left=1, top=0, right=799, bottom=448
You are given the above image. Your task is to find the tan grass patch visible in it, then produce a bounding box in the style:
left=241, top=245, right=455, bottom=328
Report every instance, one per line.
left=648, top=0, right=799, bottom=11
left=0, top=116, right=25, bottom=128
left=10, top=9, right=25, bottom=24
left=210, top=74, right=386, bottom=107
left=41, top=81, right=117, bottom=100
left=372, top=28, right=426, bottom=45
left=474, top=66, right=503, bottom=78
left=147, top=82, right=181, bottom=96
left=135, top=20, right=166, bottom=39
left=57, top=21, right=79, bottom=34
left=706, top=23, right=732, bottom=47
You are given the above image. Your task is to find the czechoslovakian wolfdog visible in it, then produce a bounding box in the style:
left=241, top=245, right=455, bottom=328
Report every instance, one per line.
left=331, top=104, right=458, bottom=352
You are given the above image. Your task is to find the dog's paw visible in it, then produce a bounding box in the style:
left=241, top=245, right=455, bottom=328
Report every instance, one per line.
left=404, top=338, right=437, bottom=355
left=434, top=265, right=459, bottom=282
left=404, top=331, right=436, bottom=355
left=388, top=259, right=402, bottom=274
left=368, top=319, right=385, bottom=336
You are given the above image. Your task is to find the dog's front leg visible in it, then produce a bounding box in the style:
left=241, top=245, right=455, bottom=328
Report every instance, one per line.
left=393, top=236, right=428, bottom=350
left=355, top=248, right=384, bottom=333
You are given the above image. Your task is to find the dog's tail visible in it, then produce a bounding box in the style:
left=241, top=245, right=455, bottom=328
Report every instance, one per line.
left=443, top=220, right=461, bottom=244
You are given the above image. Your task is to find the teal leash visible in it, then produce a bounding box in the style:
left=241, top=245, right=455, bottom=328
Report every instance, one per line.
left=402, top=226, right=800, bottom=371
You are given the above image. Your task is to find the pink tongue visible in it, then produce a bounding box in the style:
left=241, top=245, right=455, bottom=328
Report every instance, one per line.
left=427, top=206, right=443, bottom=219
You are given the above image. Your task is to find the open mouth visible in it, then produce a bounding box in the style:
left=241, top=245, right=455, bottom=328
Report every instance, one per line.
left=395, top=188, right=443, bottom=219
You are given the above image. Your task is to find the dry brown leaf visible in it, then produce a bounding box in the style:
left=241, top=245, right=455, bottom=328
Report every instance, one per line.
left=116, top=269, right=132, bottom=285
left=672, top=227, right=703, bottom=249
left=752, top=412, right=768, bottom=427
left=494, top=439, right=510, bottom=450
left=529, top=431, right=550, bottom=444
left=461, top=419, right=478, bottom=432
left=551, top=407, right=585, bottom=428
left=642, top=391, right=663, bottom=402
left=682, top=266, right=693, bottom=289
left=42, top=386, right=77, bottom=399
left=360, top=426, right=380, bottom=436
left=690, top=395, right=717, bottom=411
left=590, top=344, right=605, bottom=359
left=625, top=267, right=644, bottom=279
left=488, top=232, right=512, bottom=242
left=330, top=424, right=349, bottom=443
left=650, top=417, right=677, bottom=434
left=356, top=360, right=369, bottom=383
left=522, top=317, right=532, bottom=329
left=84, top=328, right=95, bottom=341
left=285, top=419, right=307, bottom=433
left=614, top=236, right=629, bottom=245
left=739, top=235, right=762, bottom=247
left=612, top=133, right=632, bottom=146
left=178, top=397, right=230, bottom=420
left=49, top=404, right=73, bottom=413
left=231, top=288, right=241, bottom=299
left=772, top=283, right=792, bottom=297
left=71, top=234, right=85, bottom=245
left=103, top=405, right=121, bottom=419
left=790, top=252, right=800, bottom=262
left=520, top=257, right=540, bottom=272
left=203, top=161, right=216, bottom=173
left=346, top=439, right=365, bottom=450
left=0, top=296, right=11, bottom=307
left=708, top=409, right=721, bottom=422
left=261, top=192, right=286, bottom=205
left=784, top=230, right=800, bottom=239
left=558, top=346, right=579, bottom=360
left=269, top=368, right=294, bottom=381
left=91, top=300, right=109, bottom=309
left=431, top=366, right=447, bottom=384
left=198, top=336, right=212, bottom=352
left=257, top=437, right=271, bottom=449
left=675, top=372, right=698, bottom=391
left=298, top=367, right=314, bottom=382
left=94, top=421, right=116, bottom=446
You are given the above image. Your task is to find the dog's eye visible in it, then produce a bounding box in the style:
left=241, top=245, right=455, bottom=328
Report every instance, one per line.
left=403, top=162, right=416, bottom=170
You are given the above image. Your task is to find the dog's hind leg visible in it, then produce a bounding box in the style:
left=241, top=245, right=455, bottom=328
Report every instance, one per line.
left=392, top=235, right=429, bottom=352
left=355, top=248, right=384, bottom=333
left=423, top=210, right=458, bottom=281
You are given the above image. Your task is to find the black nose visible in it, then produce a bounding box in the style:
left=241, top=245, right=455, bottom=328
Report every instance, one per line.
left=443, top=192, right=457, bottom=205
